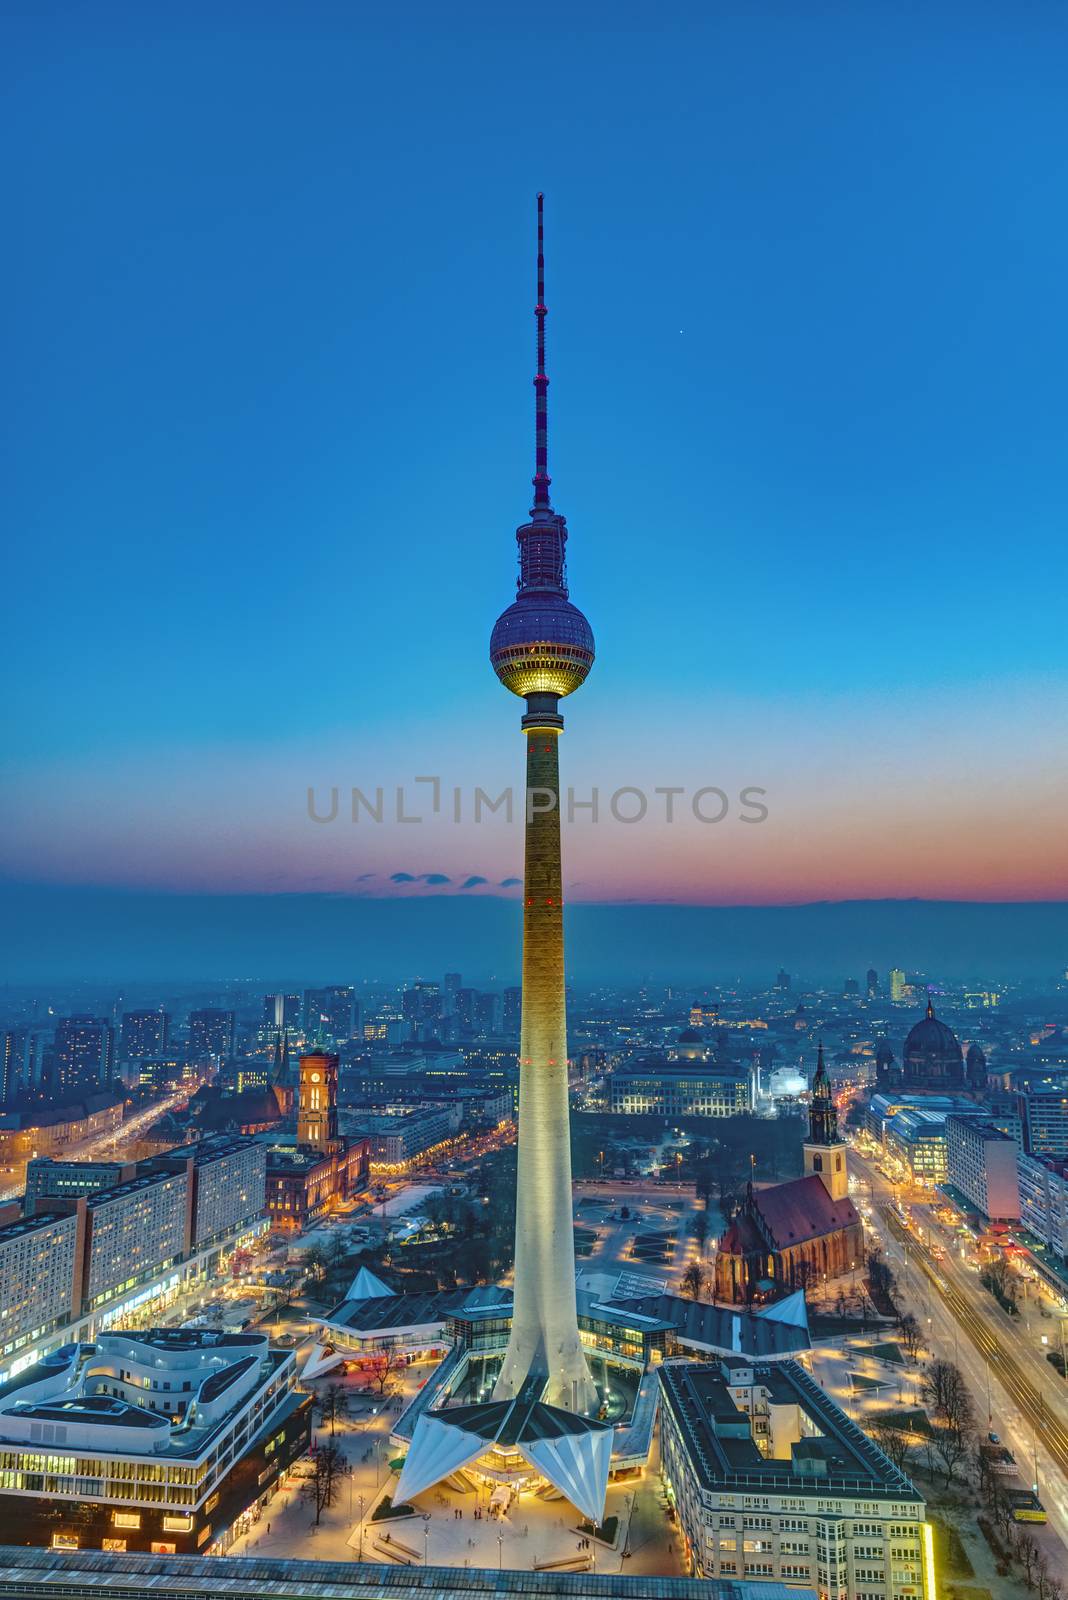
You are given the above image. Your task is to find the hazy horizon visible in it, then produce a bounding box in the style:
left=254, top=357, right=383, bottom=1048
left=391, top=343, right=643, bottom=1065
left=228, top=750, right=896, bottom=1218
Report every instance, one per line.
left=3, top=883, right=1065, bottom=986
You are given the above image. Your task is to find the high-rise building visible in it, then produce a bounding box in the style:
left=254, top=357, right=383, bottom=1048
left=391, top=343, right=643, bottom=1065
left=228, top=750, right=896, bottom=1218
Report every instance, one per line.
left=262, top=993, right=301, bottom=1032
left=476, top=990, right=504, bottom=1035
left=119, top=1008, right=170, bottom=1061
left=401, top=981, right=441, bottom=1031
left=52, top=1015, right=114, bottom=1096
left=502, top=986, right=522, bottom=1037
left=443, top=972, right=463, bottom=1014
left=487, top=196, right=596, bottom=1414
left=866, top=966, right=879, bottom=996
left=775, top=968, right=791, bottom=991
left=0, top=1031, right=30, bottom=1103
left=890, top=967, right=908, bottom=1002
left=303, top=985, right=358, bottom=1042
left=188, top=1007, right=235, bottom=1061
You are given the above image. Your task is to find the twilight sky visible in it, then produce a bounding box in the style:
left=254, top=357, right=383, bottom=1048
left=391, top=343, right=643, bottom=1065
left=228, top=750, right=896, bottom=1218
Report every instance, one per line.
left=4, top=0, right=1067, bottom=909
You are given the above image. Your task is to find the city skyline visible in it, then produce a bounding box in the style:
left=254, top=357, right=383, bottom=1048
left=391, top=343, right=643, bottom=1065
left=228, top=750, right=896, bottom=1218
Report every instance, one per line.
left=5, top=4, right=1068, bottom=914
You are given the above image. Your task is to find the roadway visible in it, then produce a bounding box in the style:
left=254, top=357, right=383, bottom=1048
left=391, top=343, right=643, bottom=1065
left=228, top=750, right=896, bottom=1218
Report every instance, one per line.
left=850, top=1146, right=1068, bottom=1556
left=0, top=1088, right=190, bottom=1203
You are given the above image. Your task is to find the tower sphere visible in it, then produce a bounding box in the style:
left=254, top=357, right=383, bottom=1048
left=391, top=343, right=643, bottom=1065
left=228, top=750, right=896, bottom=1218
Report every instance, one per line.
left=490, top=586, right=595, bottom=699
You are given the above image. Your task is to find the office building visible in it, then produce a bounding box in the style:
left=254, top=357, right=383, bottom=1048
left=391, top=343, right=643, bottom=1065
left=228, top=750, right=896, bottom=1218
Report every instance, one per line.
left=0, top=1140, right=268, bottom=1384
left=24, top=1159, right=133, bottom=1203
left=945, top=1116, right=1020, bottom=1222
left=82, top=1170, right=189, bottom=1313
left=352, top=1103, right=457, bottom=1169
left=1017, top=1083, right=1068, bottom=1158
left=302, top=986, right=357, bottom=1042
left=188, top=1009, right=235, bottom=1062
left=52, top=1017, right=114, bottom=1096
left=889, top=969, right=908, bottom=1003
left=659, top=1357, right=930, bottom=1595
left=1018, top=1153, right=1068, bottom=1264
left=119, top=1011, right=170, bottom=1061
left=0, top=1213, right=81, bottom=1350
left=609, top=1059, right=752, bottom=1117
left=262, top=995, right=300, bottom=1033
left=0, top=1331, right=310, bottom=1555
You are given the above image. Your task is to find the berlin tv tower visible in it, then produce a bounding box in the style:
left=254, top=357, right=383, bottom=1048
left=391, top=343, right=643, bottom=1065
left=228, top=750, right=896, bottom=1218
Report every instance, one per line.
left=490, top=194, right=597, bottom=1413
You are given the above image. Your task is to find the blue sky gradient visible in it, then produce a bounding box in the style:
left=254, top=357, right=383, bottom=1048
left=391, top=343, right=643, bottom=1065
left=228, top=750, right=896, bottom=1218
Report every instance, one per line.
left=4, top=1, right=1067, bottom=905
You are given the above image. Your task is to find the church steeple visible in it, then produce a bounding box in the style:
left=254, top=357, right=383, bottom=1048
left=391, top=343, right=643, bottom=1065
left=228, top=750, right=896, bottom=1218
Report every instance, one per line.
left=808, top=1040, right=839, bottom=1146
left=803, top=1041, right=848, bottom=1200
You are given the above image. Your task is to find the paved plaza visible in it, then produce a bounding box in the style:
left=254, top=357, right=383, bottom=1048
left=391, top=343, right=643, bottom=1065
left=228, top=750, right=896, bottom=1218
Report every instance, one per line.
left=227, top=1365, right=685, bottom=1577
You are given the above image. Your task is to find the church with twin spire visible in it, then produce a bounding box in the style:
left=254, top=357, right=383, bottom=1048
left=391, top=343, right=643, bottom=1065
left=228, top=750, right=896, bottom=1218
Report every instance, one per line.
left=712, top=1043, right=864, bottom=1305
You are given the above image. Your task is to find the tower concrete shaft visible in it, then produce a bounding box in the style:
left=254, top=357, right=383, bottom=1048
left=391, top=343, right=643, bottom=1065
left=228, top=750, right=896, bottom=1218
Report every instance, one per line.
left=494, top=713, right=596, bottom=1412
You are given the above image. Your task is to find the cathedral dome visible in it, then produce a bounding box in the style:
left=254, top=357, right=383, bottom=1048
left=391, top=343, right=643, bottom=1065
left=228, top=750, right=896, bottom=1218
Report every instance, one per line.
left=902, top=999, right=964, bottom=1087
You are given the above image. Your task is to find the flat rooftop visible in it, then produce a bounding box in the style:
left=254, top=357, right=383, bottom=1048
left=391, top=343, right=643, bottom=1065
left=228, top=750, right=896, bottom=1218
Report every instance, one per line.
left=0, top=1545, right=809, bottom=1600
left=659, top=1359, right=922, bottom=1501
left=601, top=1292, right=810, bottom=1360
left=0, top=1211, right=73, bottom=1242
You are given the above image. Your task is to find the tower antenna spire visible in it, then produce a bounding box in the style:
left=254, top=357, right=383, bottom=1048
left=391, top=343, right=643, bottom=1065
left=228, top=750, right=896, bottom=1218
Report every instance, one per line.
left=532, top=191, right=552, bottom=514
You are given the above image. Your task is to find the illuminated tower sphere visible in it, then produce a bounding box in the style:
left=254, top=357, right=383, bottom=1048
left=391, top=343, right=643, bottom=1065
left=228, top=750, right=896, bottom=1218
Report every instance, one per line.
left=490, top=195, right=597, bottom=1415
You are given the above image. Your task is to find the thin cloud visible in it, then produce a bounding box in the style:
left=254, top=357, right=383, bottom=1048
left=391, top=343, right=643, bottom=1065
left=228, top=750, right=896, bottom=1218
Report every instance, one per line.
left=499, top=877, right=522, bottom=887
left=390, top=871, right=416, bottom=883
left=420, top=873, right=451, bottom=885
left=461, top=875, right=488, bottom=889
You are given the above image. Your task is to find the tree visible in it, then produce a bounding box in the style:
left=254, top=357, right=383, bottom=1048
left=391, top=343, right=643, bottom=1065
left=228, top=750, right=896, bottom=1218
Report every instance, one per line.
left=315, top=1381, right=351, bottom=1435
left=1015, top=1529, right=1041, bottom=1590
left=898, top=1312, right=921, bottom=1359
left=980, top=1255, right=1020, bottom=1314
left=680, top=1262, right=706, bottom=1300
left=921, top=1360, right=976, bottom=1487
left=303, top=1243, right=329, bottom=1283
left=301, top=1440, right=351, bottom=1525
left=691, top=1206, right=711, bottom=1258
left=364, top=1347, right=407, bottom=1396
left=870, top=1419, right=915, bottom=1475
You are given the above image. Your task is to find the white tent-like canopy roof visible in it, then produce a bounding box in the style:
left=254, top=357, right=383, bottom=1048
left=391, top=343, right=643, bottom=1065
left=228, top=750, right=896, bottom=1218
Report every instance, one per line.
left=392, top=1380, right=612, bottom=1525
left=345, top=1265, right=393, bottom=1302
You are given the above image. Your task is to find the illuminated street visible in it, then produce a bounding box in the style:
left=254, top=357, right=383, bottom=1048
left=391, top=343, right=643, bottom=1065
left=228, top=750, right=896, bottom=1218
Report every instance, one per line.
left=849, top=1144, right=1068, bottom=1566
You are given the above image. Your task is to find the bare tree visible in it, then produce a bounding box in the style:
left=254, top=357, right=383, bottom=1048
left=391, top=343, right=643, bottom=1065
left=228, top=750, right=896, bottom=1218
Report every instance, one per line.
left=870, top=1419, right=915, bottom=1475
left=315, top=1381, right=351, bottom=1435
left=1015, top=1529, right=1041, bottom=1590
left=921, top=1360, right=976, bottom=1486
left=364, top=1347, right=406, bottom=1396
left=898, top=1312, right=921, bottom=1358
left=301, top=1440, right=352, bottom=1525
left=680, top=1262, right=706, bottom=1301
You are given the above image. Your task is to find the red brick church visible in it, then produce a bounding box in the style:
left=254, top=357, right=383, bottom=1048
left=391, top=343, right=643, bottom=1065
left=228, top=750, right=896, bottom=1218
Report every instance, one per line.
left=712, top=1044, right=863, bottom=1305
